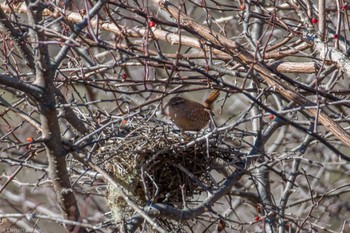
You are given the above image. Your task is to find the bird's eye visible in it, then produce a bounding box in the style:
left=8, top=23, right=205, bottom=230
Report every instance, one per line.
left=170, top=98, right=185, bottom=106
left=173, top=100, right=184, bottom=105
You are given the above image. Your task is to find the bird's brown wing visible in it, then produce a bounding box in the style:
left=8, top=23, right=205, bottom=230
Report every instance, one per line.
left=185, top=107, right=210, bottom=122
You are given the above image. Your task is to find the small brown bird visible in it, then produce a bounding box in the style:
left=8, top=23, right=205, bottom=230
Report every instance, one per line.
left=165, top=90, right=220, bottom=131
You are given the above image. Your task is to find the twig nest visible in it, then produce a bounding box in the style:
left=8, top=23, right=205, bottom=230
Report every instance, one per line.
left=95, top=117, right=241, bottom=223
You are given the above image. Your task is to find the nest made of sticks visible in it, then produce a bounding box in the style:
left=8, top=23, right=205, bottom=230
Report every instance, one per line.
left=93, top=114, right=242, bottom=222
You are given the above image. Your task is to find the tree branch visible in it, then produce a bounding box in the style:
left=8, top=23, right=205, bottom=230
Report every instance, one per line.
left=152, top=0, right=350, bottom=148
left=25, top=1, right=83, bottom=231
left=0, top=74, right=43, bottom=99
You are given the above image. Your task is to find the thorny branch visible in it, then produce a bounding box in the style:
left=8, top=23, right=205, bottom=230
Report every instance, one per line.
left=0, top=1, right=350, bottom=233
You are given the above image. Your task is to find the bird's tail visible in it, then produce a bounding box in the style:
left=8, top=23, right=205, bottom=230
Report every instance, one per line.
left=203, top=89, right=220, bottom=109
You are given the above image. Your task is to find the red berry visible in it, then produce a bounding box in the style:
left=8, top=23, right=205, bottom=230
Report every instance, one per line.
left=285, top=223, right=291, bottom=230
left=240, top=4, right=246, bottom=11
left=149, top=21, right=155, bottom=27
left=217, top=219, right=226, bottom=232
left=26, top=137, right=33, bottom=143
left=333, top=34, right=339, bottom=39
left=311, top=18, right=318, bottom=24
left=342, top=4, right=348, bottom=10
left=255, top=216, right=260, bottom=221
left=122, top=73, right=127, bottom=80
left=269, top=114, right=275, bottom=120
